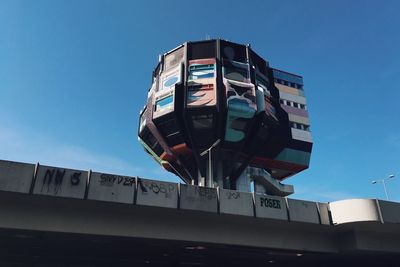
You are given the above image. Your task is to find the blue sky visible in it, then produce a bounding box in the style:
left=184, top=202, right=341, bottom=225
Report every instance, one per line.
left=1, top=0, right=399, bottom=202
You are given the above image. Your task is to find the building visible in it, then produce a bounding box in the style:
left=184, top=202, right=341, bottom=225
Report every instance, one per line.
left=138, top=40, right=312, bottom=194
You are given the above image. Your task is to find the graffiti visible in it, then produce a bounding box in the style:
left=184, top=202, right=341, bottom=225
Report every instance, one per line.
left=70, top=172, right=81, bottom=186
left=226, top=191, right=241, bottom=200
left=187, top=84, right=216, bottom=107
left=260, top=197, right=281, bottom=209
left=99, top=174, right=135, bottom=187
left=195, top=187, right=217, bottom=200
left=41, top=169, right=64, bottom=194
left=40, top=168, right=81, bottom=194
left=138, top=179, right=175, bottom=198
left=224, top=80, right=257, bottom=143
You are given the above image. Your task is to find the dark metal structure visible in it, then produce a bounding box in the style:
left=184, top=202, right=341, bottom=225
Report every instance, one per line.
left=138, top=40, right=312, bottom=192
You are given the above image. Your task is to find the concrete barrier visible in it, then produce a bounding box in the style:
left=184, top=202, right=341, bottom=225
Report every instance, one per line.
left=329, top=199, right=382, bottom=225
left=87, top=172, right=135, bottom=204
left=287, top=198, right=319, bottom=224
left=378, top=200, right=400, bottom=224
left=33, top=165, right=88, bottom=199
left=254, top=194, right=288, bottom=221
left=219, top=188, right=254, bottom=216
left=179, top=184, right=217, bottom=213
left=317, top=202, right=331, bottom=225
left=136, top=178, right=178, bottom=209
left=0, top=160, right=35, bottom=193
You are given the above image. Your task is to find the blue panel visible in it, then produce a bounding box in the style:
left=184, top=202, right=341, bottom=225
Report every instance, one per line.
left=155, top=95, right=173, bottom=111
left=164, top=77, right=179, bottom=87
left=272, top=69, right=303, bottom=85
left=189, top=64, right=215, bottom=80
left=274, top=148, right=311, bottom=166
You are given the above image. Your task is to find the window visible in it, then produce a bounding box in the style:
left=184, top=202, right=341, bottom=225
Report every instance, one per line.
left=224, top=67, right=248, bottom=82
left=160, top=65, right=181, bottom=92
left=290, top=122, right=311, bottom=131
left=256, top=76, right=270, bottom=96
left=155, top=95, right=173, bottom=111
left=192, top=114, right=213, bottom=129
left=223, top=61, right=249, bottom=82
left=164, top=47, right=184, bottom=70
left=139, top=107, right=147, bottom=133
left=300, top=104, right=306, bottom=110
left=188, top=64, right=215, bottom=80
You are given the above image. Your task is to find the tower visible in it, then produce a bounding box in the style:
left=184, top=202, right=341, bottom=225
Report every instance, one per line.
left=138, top=40, right=312, bottom=196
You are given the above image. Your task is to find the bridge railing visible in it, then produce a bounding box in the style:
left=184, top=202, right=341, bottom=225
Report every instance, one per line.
left=1, top=159, right=399, bottom=226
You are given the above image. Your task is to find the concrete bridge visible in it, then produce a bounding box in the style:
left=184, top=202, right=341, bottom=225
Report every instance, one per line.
left=1, top=159, right=400, bottom=266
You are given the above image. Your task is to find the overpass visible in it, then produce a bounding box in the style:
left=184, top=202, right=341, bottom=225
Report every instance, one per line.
left=1, top=159, right=400, bottom=266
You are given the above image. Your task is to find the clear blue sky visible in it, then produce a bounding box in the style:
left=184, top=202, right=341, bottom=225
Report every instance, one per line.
left=1, top=0, right=399, bottom=202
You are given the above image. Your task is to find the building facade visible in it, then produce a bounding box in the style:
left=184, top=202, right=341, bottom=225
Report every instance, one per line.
left=138, top=40, right=312, bottom=191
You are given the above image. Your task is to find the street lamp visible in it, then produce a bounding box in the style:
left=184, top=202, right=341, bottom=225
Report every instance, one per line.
left=372, top=174, right=395, bottom=200
left=200, top=139, right=220, bottom=188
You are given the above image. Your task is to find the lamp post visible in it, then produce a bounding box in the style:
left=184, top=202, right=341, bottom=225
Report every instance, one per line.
left=200, top=139, right=220, bottom=188
left=372, top=174, right=395, bottom=200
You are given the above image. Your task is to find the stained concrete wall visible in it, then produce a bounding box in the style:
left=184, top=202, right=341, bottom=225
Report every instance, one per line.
left=87, top=172, right=135, bottom=204
left=254, top=194, right=288, bottom=221
left=136, top=178, right=178, bottom=209
left=317, top=202, right=331, bottom=225
left=179, top=184, right=218, bottom=213
left=287, top=198, right=319, bottom=224
left=0, top=160, right=35, bottom=193
left=33, top=165, right=88, bottom=199
left=219, top=188, right=254, bottom=216
left=3, top=159, right=400, bottom=230
left=378, top=200, right=400, bottom=224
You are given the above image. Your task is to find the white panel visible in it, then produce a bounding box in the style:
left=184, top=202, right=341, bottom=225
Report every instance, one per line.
left=279, top=91, right=307, bottom=105
left=291, top=128, right=313, bottom=142
left=87, top=172, right=135, bottom=204
left=329, top=199, right=381, bottom=225
left=288, top=114, right=310, bottom=125
left=0, top=160, right=35, bottom=193
left=33, top=165, right=87, bottom=199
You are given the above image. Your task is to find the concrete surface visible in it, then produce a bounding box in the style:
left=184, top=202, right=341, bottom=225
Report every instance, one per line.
left=287, top=198, right=319, bottom=224
left=87, top=172, right=135, bottom=204
left=254, top=194, right=288, bottom=221
left=136, top=178, right=178, bottom=208
left=0, top=160, right=35, bottom=193
left=219, top=188, right=254, bottom=216
left=33, top=164, right=88, bottom=199
left=179, top=184, right=218, bottom=213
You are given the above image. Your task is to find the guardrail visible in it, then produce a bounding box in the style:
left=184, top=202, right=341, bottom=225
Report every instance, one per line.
left=1, top=159, right=399, bottom=226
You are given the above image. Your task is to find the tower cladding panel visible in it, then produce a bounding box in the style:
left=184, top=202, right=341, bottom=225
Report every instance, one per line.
left=138, top=40, right=313, bottom=188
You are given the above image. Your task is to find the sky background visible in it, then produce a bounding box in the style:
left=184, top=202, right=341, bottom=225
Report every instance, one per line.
left=1, top=0, right=399, bottom=202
